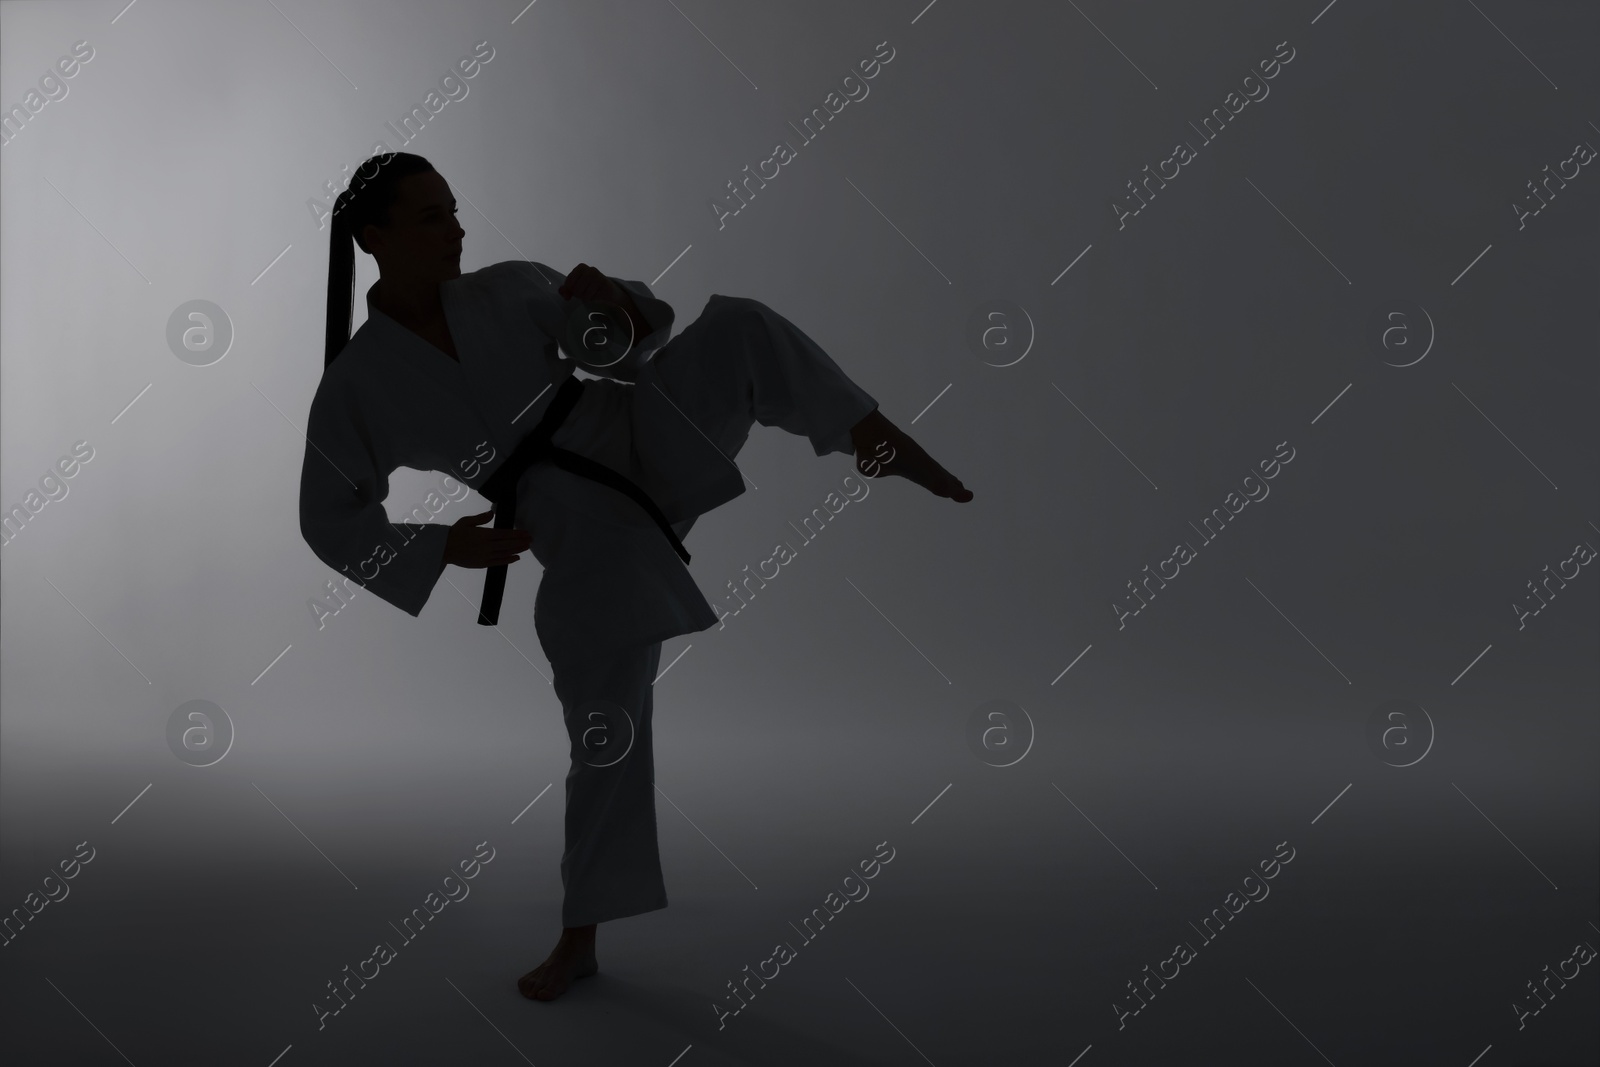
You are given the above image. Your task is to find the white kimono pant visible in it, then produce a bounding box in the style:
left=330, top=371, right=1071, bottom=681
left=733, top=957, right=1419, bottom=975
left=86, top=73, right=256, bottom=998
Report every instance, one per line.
left=546, top=294, right=878, bottom=927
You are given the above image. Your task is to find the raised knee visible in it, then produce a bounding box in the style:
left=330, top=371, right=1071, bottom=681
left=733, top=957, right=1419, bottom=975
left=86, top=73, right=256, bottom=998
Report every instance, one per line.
left=707, top=294, right=767, bottom=330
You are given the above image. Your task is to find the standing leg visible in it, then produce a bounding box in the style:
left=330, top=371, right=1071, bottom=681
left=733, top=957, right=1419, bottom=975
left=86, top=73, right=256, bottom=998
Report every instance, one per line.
left=555, top=639, right=666, bottom=926
left=519, top=639, right=664, bottom=1001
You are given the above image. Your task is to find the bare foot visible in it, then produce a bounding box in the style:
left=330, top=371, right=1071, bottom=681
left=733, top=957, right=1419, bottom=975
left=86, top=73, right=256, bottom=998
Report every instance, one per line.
left=850, top=408, right=973, bottom=502
left=518, top=925, right=598, bottom=1002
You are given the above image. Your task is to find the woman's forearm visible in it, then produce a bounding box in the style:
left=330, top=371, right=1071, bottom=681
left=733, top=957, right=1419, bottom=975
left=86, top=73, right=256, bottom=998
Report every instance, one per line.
left=607, top=279, right=652, bottom=352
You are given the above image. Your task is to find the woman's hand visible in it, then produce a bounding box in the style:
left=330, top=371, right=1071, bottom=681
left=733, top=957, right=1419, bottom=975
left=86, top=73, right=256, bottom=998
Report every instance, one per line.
left=559, top=263, right=648, bottom=346
left=443, top=508, right=531, bottom=568
left=558, top=263, right=625, bottom=304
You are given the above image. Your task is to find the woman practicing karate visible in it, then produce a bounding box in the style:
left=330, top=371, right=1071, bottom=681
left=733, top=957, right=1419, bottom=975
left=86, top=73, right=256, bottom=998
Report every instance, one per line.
left=302, top=152, right=972, bottom=1002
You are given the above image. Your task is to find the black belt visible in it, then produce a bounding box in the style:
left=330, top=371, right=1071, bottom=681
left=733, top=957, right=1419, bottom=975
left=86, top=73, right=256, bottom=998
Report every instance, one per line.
left=475, top=374, right=691, bottom=626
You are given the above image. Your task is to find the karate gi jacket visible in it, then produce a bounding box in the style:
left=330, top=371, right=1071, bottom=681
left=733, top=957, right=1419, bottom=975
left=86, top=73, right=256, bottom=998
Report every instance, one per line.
left=298, top=260, right=746, bottom=659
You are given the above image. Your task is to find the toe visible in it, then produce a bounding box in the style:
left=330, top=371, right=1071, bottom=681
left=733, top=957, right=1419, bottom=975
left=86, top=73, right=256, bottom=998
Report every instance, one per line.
left=518, top=967, right=547, bottom=998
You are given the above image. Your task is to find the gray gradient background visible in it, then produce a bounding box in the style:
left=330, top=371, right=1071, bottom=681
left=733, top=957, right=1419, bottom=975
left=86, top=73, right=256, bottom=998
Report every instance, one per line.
left=2, top=0, right=1596, bottom=1064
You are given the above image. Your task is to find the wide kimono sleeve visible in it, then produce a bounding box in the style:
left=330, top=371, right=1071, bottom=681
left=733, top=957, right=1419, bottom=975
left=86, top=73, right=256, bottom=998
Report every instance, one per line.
left=609, top=273, right=676, bottom=368
left=501, top=259, right=675, bottom=384
left=297, top=371, right=451, bottom=618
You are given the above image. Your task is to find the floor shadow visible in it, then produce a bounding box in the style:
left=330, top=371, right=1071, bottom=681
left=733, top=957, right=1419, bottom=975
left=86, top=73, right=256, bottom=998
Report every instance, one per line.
left=568, top=971, right=898, bottom=1067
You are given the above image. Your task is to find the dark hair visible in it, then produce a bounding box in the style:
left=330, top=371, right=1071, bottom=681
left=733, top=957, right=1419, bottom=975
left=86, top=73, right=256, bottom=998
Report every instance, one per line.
left=324, top=152, right=436, bottom=368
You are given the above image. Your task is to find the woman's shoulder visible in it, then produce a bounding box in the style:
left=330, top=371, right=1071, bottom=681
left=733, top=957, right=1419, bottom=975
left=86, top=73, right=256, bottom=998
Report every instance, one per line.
left=314, top=322, right=395, bottom=410
left=460, top=261, right=567, bottom=339
left=322, top=324, right=381, bottom=382
left=469, top=259, right=563, bottom=295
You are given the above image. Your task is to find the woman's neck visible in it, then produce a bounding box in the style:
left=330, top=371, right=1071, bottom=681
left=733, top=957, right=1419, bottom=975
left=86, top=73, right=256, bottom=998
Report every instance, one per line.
left=372, top=276, right=444, bottom=325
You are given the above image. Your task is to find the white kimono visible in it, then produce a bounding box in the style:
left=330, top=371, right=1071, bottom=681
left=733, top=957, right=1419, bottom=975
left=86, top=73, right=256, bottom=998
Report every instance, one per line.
left=298, top=260, right=747, bottom=661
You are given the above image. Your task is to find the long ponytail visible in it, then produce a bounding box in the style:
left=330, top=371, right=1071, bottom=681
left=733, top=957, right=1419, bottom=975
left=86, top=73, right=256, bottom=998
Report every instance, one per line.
left=323, top=151, right=436, bottom=368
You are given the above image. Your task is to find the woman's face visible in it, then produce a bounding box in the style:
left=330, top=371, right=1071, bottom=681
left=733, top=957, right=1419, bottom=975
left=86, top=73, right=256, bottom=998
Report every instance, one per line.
left=362, top=169, right=465, bottom=280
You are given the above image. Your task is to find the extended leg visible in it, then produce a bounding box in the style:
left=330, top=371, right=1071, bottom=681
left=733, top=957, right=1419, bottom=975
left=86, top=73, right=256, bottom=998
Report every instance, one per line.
left=635, top=295, right=971, bottom=509
left=647, top=294, right=880, bottom=463
left=846, top=406, right=973, bottom=501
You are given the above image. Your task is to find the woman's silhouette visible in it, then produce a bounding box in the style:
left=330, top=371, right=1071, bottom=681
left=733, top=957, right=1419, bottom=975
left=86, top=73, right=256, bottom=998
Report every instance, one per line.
left=304, top=152, right=971, bottom=1001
